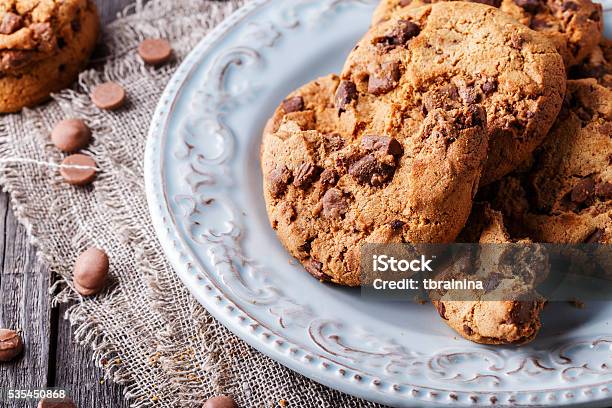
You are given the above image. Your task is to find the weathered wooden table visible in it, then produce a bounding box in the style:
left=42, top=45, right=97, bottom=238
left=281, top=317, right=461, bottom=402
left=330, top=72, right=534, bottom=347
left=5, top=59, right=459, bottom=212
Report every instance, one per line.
left=1, top=1, right=135, bottom=407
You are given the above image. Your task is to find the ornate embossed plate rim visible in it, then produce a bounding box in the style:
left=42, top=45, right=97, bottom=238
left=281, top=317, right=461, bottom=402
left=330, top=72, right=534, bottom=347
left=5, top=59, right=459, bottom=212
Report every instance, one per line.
left=144, top=1, right=612, bottom=406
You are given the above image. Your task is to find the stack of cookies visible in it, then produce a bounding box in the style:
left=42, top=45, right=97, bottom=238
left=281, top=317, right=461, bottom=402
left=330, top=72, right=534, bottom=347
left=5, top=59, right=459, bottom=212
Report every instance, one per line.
left=0, top=0, right=99, bottom=113
left=261, top=1, right=609, bottom=344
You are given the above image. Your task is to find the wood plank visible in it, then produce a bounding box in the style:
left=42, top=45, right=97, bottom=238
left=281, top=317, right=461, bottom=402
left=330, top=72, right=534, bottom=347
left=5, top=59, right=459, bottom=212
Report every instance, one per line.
left=0, top=2, right=136, bottom=407
left=0, top=192, right=52, bottom=407
left=53, top=303, right=130, bottom=408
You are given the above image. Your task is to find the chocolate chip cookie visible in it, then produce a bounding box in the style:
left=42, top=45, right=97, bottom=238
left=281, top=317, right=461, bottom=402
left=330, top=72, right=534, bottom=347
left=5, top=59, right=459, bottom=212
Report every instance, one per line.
left=262, top=75, right=489, bottom=286
left=432, top=203, right=547, bottom=344
left=483, top=79, right=612, bottom=243
left=0, top=0, right=100, bottom=112
left=569, top=38, right=612, bottom=88
left=342, top=2, right=566, bottom=186
left=372, top=0, right=603, bottom=69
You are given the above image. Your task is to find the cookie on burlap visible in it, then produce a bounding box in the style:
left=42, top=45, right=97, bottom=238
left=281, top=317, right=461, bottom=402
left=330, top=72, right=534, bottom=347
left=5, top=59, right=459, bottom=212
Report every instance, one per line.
left=341, top=2, right=565, bottom=185
left=432, top=203, right=547, bottom=344
left=262, top=75, right=489, bottom=286
left=483, top=79, right=612, bottom=244
left=0, top=0, right=99, bottom=112
left=372, top=0, right=603, bottom=69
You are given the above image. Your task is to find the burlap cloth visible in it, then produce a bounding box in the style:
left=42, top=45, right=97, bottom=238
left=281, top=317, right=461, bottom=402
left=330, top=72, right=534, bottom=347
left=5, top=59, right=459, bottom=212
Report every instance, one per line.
left=0, top=1, right=387, bottom=407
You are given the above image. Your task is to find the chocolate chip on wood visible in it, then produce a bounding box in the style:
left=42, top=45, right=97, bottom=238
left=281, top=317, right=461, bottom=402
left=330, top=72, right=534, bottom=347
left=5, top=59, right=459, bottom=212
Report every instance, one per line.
left=51, top=119, right=91, bottom=152
left=0, top=329, right=23, bottom=362
left=38, top=398, right=77, bottom=408
left=203, top=396, right=238, bottom=408
left=60, top=154, right=97, bottom=186
left=73, top=248, right=109, bottom=296
left=90, top=82, right=126, bottom=110
left=138, top=38, right=173, bottom=65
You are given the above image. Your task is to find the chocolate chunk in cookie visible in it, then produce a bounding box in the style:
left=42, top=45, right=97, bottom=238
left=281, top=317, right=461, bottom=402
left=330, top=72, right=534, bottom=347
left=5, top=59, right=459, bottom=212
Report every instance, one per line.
left=373, top=19, right=420, bottom=49
left=361, top=135, right=403, bottom=157
left=349, top=154, right=396, bottom=186
left=282, top=96, right=305, bottom=113
left=584, top=228, right=604, bottom=243
left=485, top=79, right=611, bottom=244
left=480, top=77, right=498, bottom=94
left=304, top=259, right=330, bottom=281
left=368, top=61, right=401, bottom=95
left=293, top=163, right=321, bottom=189
left=262, top=73, right=489, bottom=286
left=473, top=0, right=502, bottom=6
left=335, top=80, right=358, bottom=112
left=513, top=0, right=541, bottom=13
left=596, top=182, right=612, bottom=200
left=371, top=0, right=602, bottom=69
left=268, top=166, right=293, bottom=198
left=0, top=12, right=23, bottom=35
left=570, top=177, right=595, bottom=204
left=346, top=2, right=565, bottom=185
left=321, top=188, right=348, bottom=219
left=319, top=168, right=339, bottom=188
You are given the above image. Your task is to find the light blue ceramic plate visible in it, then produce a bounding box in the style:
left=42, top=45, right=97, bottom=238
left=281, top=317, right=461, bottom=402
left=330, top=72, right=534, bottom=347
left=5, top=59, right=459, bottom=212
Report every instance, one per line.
left=145, top=1, right=612, bottom=406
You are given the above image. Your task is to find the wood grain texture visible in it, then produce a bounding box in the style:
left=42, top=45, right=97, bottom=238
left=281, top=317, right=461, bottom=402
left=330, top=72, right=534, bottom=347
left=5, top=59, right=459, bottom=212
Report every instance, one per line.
left=0, top=2, right=134, bottom=407
left=0, top=193, right=51, bottom=408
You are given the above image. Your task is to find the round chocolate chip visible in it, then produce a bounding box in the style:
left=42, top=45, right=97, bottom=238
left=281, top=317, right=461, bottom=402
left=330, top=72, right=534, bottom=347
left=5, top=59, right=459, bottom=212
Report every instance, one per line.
left=60, top=154, right=97, bottom=186
left=38, top=398, right=77, bottom=408
left=203, top=395, right=238, bottom=408
left=138, top=38, right=173, bottom=65
left=51, top=119, right=91, bottom=152
left=0, top=328, right=23, bottom=362
left=90, top=82, right=126, bottom=110
left=73, top=248, right=109, bottom=296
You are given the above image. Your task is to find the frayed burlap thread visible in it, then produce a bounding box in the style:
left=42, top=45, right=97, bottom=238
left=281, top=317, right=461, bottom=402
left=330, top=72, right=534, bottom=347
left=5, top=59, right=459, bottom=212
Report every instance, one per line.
left=0, top=1, right=385, bottom=407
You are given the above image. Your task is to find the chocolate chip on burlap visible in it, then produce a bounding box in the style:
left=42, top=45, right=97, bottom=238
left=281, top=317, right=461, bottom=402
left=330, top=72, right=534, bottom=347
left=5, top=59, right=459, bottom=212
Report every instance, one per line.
left=51, top=119, right=91, bottom=152
left=203, top=395, right=238, bottom=408
left=90, top=82, right=127, bottom=110
left=73, top=248, right=109, bottom=296
left=60, top=154, right=97, bottom=186
left=0, top=328, right=23, bottom=362
left=37, top=399, right=77, bottom=408
left=138, top=38, right=173, bottom=65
